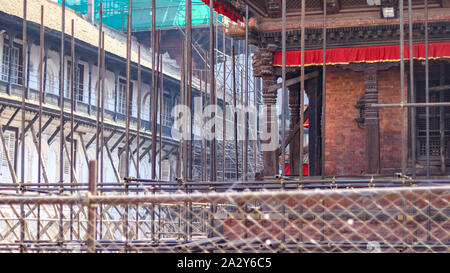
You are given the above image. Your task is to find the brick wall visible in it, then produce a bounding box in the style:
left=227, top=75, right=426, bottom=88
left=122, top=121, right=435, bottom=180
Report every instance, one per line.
left=378, top=68, right=408, bottom=171
left=324, top=66, right=408, bottom=176
left=324, top=67, right=365, bottom=175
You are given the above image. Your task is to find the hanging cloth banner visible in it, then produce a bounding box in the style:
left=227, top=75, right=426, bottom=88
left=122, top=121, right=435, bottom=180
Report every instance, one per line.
left=200, top=0, right=244, bottom=22
left=273, top=42, right=450, bottom=67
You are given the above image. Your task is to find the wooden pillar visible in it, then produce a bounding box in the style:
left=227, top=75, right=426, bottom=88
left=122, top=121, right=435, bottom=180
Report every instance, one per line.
left=363, top=68, right=380, bottom=174
left=288, top=81, right=301, bottom=175
left=308, top=77, right=318, bottom=176
left=346, top=63, right=398, bottom=174
left=262, top=76, right=279, bottom=176
left=253, top=48, right=279, bottom=177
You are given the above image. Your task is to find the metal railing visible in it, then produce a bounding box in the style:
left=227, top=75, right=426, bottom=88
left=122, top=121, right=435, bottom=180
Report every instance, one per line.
left=0, top=181, right=448, bottom=253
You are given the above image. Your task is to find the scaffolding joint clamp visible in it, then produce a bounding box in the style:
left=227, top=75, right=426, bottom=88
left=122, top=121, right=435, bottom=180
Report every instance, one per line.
left=330, top=176, right=337, bottom=189
left=368, top=176, right=375, bottom=188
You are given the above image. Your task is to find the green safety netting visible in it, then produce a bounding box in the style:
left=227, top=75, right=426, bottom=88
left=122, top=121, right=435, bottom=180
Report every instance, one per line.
left=59, top=0, right=222, bottom=31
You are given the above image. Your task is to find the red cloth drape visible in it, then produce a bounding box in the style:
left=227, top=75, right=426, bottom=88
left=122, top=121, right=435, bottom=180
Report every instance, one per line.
left=273, top=42, right=450, bottom=67
left=284, top=164, right=309, bottom=176
left=200, top=0, right=244, bottom=22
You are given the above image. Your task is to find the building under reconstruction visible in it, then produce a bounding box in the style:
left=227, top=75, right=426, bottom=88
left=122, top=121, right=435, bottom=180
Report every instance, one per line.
left=0, top=0, right=449, bottom=253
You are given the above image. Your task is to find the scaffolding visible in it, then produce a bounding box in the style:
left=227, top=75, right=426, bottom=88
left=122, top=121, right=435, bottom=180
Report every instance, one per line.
left=0, top=0, right=449, bottom=253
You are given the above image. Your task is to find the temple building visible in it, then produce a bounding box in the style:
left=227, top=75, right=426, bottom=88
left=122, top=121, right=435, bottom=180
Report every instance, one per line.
left=224, top=0, right=450, bottom=177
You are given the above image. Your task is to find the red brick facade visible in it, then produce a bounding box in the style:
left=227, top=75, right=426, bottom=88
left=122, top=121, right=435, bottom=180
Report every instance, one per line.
left=324, top=66, right=408, bottom=176
left=378, top=68, right=409, bottom=172
left=324, top=67, right=365, bottom=175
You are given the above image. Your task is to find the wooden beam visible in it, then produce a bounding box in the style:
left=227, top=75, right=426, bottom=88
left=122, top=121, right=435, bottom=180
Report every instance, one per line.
left=104, top=142, right=121, bottom=183
left=268, top=71, right=319, bottom=93
left=78, top=132, right=90, bottom=167
left=276, top=118, right=302, bottom=156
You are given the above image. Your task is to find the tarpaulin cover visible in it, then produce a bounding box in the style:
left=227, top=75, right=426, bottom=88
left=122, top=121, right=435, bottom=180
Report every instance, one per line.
left=59, top=0, right=223, bottom=31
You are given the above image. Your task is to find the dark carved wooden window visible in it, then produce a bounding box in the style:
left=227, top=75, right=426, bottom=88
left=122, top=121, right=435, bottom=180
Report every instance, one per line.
left=415, top=62, right=450, bottom=165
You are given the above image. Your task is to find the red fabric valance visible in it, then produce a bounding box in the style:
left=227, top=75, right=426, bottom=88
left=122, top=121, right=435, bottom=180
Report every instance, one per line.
left=200, top=0, right=244, bottom=22
left=273, top=42, right=450, bottom=67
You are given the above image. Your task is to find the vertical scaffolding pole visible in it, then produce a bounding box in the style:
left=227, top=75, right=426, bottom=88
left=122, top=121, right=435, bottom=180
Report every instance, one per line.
left=222, top=29, right=226, bottom=181
left=408, top=0, right=416, bottom=178
left=100, top=32, right=105, bottom=183
left=136, top=45, right=141, bottom=178
left=281, top=0, right=287, bottom=177
left=241, top=69, right=244, bottom=181
left=222, top=55, right=226, bottom=181
left=96, top=3, right=103, bottom=181
left=38, top=5, right=44, bottom=185
left=200, top=72, right=204, bottom=180
left=70, top=20, right=75, bottom=185
left=59, top=0, right=65, bottom=246
left=180, top=45, right=186, bottom=179
left=125, top=12, right=131, bottom=179
left=440, top=63, right=445, bottom=174
left=400, top=0, right=406, bottom=175
left=70, top=19, right=75, bottom=241
left=209, top=0, right=216, bottom=181
left=87, top=160, right=97, bottom=253
left=299, top=0, right=305, bottom=179
left=124, top=2, right=132, bottom=249
left=155, top=30, right=161, bottom=178
left=159, top=45, right=163, bottom=180
left=151, top=0, right=157, bottom=179
left=425, top=0, right=430, bottom=177
left=254, top=76, right=258, bottom=175
left=186, top=0, right=193, bottom=180
left=321, top=0, right=327, bottom=178
left=232, top=45, right=238, bottom=179
left=37, top=4, right=44, bottom=243
left=20, top=0, right=27, bottom=253
left=244, top=5, right=249, bottom=181
left=203, top=52, right=208, bottom=180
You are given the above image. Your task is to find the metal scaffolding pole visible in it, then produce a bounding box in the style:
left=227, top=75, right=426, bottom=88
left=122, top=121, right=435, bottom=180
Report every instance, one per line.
left=20, top=0, right=27, bottom=253
left=125, top=10, right=131, bottom=179
left=243, top=5, right=249, bottom=181
left=136, top=45, right=141, bottom=178
left=96, top=2, right=103, bottom=181
left=59, top=0, right=65, bottom=185
left=281, top=0, right=287, bottom=177
left=151, top=0, right=157, bottom=179
left=408, top=0, right=416, bottom=178
left=70, top=19, right=75, bottom=184
left=222, top=55, right=226, bottom=181
left=232, top=45, right=238, bottom=179
left=299, top=0, right=305, bottom=179
left=155, top=30, right=161, bottom=178
left=425, top=0, right=430, bottom=177
left=209, top=0, right=216, bottom=181
left=37, top=4, right=44, bottom=243
left=321, top=0, right=327, bottom=178
left=100, top=31, right=105, bottom=183
left=186, top=0, right=193, bottom=180
left=159, top=46, right=163, bottom=180
left=400, top=0, right=406, bottom=175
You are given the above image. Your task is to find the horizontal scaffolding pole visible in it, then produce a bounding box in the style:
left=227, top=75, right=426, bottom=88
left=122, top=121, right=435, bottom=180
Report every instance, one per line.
left=0, top=185, right=448, bottom=205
